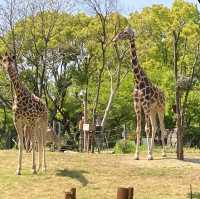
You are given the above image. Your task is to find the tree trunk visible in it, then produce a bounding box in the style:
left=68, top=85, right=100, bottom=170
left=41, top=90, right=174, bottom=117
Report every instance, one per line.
left=173, top=30, right=184, bottom=160
left=175, top=89, right=184, bottom=160
left=101, top=89, right=115, bottom=129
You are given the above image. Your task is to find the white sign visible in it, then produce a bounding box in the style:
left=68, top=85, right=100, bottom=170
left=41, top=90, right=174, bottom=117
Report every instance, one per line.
left=83, top=124, right=90, bottom=131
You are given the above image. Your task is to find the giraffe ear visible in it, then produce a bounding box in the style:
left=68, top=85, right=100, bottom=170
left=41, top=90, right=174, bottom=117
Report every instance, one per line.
left=5, top=51, right=8, bottom=56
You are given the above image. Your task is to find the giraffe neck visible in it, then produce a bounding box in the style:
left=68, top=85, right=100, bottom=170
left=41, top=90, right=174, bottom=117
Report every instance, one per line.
left=130, top=38, right=148, bottom=85
left=7, top=66, right=29, bottom=98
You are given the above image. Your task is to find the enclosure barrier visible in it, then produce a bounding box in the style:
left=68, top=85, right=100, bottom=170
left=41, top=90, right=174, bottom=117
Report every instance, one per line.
left=117, top=187, right=134, bottom=199
left=64, top=187, right=134, bottom=199
left=65, top=188, right=76, bottom=199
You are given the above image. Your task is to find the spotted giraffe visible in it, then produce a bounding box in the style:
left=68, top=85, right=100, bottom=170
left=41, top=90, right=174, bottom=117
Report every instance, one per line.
left=113, top=27, right=166, bottom=160
left=1, top=52, right=48, bottom=174
left=24, top=126, right=61, bottom=152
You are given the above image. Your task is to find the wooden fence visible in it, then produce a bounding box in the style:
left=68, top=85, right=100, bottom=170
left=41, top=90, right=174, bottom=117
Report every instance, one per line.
left=65, top=187, right=134, bottom=199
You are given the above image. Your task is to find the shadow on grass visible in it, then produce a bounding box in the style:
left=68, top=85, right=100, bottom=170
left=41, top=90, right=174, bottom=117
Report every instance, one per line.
left=145, top=156, right=176, bottom=161
left=56, top=169, right=89, bottom=186
left=187, top=192, right=200, bottom=199
left=183, top=158, right=200, bottom=164
left=151, top=157, right=200, bottom=165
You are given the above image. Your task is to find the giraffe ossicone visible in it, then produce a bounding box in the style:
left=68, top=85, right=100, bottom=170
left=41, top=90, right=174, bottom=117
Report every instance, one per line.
left=1, top=52, right=48, bottom=174
left=113, top=27, right=166, bottom=160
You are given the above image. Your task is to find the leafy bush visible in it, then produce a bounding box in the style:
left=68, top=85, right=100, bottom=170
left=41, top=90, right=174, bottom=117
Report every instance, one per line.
left=114, top=139, right=135, bottom=154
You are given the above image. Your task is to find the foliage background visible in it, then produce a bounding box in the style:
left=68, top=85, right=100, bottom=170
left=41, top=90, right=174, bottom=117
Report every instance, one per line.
left=0, top=0, right=200, bottom=148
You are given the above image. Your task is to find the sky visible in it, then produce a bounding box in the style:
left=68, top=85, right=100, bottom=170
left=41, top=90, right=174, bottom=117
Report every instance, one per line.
left=117, top=0, right=199, bottom=15
left=0, top=0, right=199, bottom=15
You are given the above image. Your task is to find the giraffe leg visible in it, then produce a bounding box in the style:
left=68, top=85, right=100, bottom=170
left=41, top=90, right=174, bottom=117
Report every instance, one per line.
left=42, top=134, right=47, bottom=172
left=27, top=129, right=32, bottom=153
left=37, top=132, right=43, bottom=172
left=158, top=111, right=166, bottom=157
left=31, top=129, right=37, bottom=174
left=15, top=121, right=23, bottom=175
left=28, top=139, right=33, bottom=153
left=149, top=112, right=157, bottom=159
left=24, top=126, right=28, bottom=153
left=144, top=113, right=152, bottom=160
left=42, top=121, right=47, bottom=172
left=24, top=126, right=32, bottom=153
left=134, top=102, right=141, bottom=160
left=25, top=134, right=31, bottom=153
left=25, top=136, right=28, bottom=153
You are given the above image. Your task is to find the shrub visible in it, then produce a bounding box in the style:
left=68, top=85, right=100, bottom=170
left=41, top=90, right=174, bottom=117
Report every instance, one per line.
left=114, top=139, right=135, bottom=154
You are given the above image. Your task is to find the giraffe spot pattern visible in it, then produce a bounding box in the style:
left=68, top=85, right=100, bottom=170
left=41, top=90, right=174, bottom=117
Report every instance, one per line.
left=134, top=67, right=139, bottom=74
left=132, top=58, right=137, bottom=65
left=139, top=82, right=145, bottom=89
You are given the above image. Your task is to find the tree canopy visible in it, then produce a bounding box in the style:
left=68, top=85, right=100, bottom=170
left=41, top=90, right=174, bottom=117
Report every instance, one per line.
left=0, top=0, right=200, bottom=149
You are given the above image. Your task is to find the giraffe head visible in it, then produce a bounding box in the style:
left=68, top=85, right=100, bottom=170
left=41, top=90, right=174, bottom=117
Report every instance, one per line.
left=113, top=26, right=135, bottom=42
left=1, top=52, right=15, bottom=71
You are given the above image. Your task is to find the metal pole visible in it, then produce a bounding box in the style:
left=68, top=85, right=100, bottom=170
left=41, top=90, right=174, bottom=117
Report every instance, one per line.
left=83, top=96, right=86, bottom=152
left=83, top=88, right=88, bottom=152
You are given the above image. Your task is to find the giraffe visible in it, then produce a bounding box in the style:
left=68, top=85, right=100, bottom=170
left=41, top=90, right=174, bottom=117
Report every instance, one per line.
left=23, top=125, right=32, bottom=153
left=45, top=127, right=61, bottom=151
left=24, top=126, right=61, bottom=152
left=113, top=27, right=166, bottom=160
left=1, top=52, right=48, bottom=174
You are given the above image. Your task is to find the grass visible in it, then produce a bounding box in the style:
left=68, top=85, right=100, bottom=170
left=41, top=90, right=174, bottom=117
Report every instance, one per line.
left=0, top=149, right=200, bottom=199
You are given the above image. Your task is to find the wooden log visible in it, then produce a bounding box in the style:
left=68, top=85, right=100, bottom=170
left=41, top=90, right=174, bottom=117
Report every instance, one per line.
left=71, top=188, right=76, bottom=199
left=117, top=187, right=134, bottom=199
left=128, top=187, right=134, bottom=199
left=65, top=191, right=72, bottom=199
left=65, top=188, right=76, bottom=199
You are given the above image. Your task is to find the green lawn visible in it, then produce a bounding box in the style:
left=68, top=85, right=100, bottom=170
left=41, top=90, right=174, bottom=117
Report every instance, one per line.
left=0, top=149, right=200, bottom=199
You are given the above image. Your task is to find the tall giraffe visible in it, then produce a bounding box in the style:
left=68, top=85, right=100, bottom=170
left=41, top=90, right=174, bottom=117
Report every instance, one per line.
left=1, top=52, right=48, bottom=174
left=113, top=27, right=166, bottom=160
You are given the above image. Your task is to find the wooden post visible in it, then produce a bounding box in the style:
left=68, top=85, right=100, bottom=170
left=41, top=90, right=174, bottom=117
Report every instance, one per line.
left=117, top=187, right=134, bottom=199
left=65, top=188, right=76, bottom=199
left=71, top=188, right=76, bottom=198
left=65, top=192, right=72, bottom=199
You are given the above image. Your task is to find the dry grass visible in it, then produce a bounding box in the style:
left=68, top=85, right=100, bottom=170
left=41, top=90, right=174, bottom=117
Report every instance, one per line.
left=0, top=149, right=200, bottom=199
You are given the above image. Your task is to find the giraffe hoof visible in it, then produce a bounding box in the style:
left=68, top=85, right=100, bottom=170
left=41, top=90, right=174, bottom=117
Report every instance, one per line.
left=16, top=170, right=21, bottom=175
